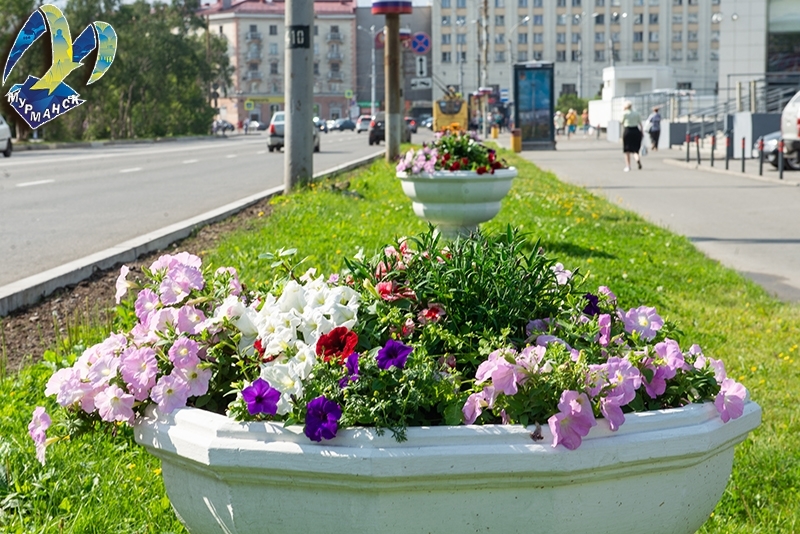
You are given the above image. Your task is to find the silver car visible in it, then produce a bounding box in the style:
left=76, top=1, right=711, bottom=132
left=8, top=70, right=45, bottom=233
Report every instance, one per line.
left=267, top=112, right=321, bottom=153
left=0, top=114, right=12, bottom=157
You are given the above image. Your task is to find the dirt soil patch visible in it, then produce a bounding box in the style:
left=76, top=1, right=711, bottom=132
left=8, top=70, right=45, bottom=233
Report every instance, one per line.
left=1, top=199, right=273, bottom=373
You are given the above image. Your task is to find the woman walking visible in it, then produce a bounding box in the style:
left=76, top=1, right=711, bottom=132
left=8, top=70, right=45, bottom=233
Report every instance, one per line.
left=646, top=107, right=661, bottom=151
left=621, top=101, right=643, bottom=172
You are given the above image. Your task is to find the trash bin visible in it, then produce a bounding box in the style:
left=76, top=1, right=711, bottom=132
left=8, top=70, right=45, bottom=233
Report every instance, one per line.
left=511, top=128, right=522, bottom=153
left=491, top=125, right=499, bottom=139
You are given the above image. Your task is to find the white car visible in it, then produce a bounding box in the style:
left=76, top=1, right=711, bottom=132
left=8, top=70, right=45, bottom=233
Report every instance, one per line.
left=0, top=115, right=12, bottom=157
left=267, top=112, right=320, bottom=153
left=356, top=115, right=371, bottom=133
left=781, top=90, right=800, bottom=167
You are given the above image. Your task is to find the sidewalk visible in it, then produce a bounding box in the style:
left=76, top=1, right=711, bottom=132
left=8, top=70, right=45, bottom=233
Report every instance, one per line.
left=501, top=134, right=800, bottom=302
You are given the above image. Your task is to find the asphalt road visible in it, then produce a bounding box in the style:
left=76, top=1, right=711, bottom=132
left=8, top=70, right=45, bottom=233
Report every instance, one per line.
left=0, top=130, right=386, bottom=286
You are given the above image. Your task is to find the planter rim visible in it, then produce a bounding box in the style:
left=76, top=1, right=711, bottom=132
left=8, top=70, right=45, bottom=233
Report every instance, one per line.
left=398, top=167, right=517, bottom=180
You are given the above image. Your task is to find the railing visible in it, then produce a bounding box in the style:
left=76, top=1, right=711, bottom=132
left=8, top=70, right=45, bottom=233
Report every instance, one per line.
left=326, top=51, right=343, bottom=61
left=246, top=51, right=262, bottom=61
left=326, top=32, right=343, bottom=42
left=246, top=32, right=261, bottom=41
left=244, top=71, right=262, bottom=80
left=327, top=71, right=343, bottom=81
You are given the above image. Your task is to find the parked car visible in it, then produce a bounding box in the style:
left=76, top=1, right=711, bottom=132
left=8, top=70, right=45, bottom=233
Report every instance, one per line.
left=326, top=119, right=336, bottom=131
left=212, top=119, right=234, bottom=134
left=356, top=115, right=371, bottom=133
left=404, top=116, right=418, bottom=133
left=267, top=112, right=320, bottom=153
left=314, top=117, right=328, bottom=133
left=368, top=112, right=412, bottom=145
left=421, top=116, right=433, bottom=130
left=332, top=118, right=356, bottom=131
left=248, top=120, right=267, bottom=132
left=781, top=90, right=800, bottom=169
left=0, top=114, right=12, bottom=157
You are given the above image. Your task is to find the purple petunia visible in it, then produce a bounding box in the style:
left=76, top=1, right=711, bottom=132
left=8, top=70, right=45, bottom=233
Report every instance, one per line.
left=339, top=353, right=360, bottom=388
left=241, top=378, right=280, bottom=416
left=304, top=396, right=343, bottom=442
left=583, top=293, right=601, bottom=316
left=376, top=339, right=413, bottom=370
left=620, top=306, right=664, bottom=340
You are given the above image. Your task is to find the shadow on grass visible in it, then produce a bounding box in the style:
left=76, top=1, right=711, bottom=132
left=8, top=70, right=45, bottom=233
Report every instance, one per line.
left=540, top=241, right=617, bottom=260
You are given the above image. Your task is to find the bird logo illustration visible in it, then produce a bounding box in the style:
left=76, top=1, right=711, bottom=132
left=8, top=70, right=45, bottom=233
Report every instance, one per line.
left=3, top=4, right=117, bottom=129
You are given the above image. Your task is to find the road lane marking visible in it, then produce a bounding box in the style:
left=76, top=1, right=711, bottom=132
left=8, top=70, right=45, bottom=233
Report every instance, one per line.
left=183, top=159, right=198, bottom=163
left=16, top=179, right=54, bottom=187
left=226, top=154, right=237, bottom=158
left=256, top=150, right=266, bottom=154
left=119, top=167, right=142, bottom=173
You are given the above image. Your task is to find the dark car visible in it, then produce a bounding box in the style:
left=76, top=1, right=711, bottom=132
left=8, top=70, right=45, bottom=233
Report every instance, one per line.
left=368, top=112, right=412, bottom=145
left=752, top=130, right=800, bottom=170
left=404, top=116, right=418, bottom=133
left=314, top=117, right=328, bottom=133
left=332, top=118, right=356, bottom=131
left=212, top=119, right=235, bottom=134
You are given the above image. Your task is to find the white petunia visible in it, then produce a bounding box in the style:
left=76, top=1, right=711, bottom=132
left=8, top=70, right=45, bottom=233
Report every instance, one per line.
left=277, top=281, right=307, bottom=313
left=260, top=363, right=304, bottom=415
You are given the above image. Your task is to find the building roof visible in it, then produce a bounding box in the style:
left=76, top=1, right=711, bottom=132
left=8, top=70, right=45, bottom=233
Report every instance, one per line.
left=199, top=0, right=356, bottom=16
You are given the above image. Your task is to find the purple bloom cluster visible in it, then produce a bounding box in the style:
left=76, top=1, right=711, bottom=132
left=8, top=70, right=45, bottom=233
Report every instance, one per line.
left=304, top=396, right=343, bottom=442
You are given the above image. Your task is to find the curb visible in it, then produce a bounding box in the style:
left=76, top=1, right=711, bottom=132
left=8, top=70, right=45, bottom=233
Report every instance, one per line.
left=662, top=158, right=800, bottom=187
left=10, top=135, right=246, bottom=151
left=0, top=150, right=385, bottom=316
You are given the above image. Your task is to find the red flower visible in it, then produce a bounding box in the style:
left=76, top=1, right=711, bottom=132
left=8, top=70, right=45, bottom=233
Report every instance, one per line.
left=254, top=339, right=279, bottom=363
left=442, top=153, right=451, bottom=162
left=450, top=161, right=461, bottom=171
left=461, top=157, right=469, bottom=167
left=488, top=151, right=496, bottom=163
left=491, top=160, right=503, bottom=170
left=316, top=327, right=358, bottom=365
left=376, top=281, right=417, bottom=302
left=476, top=166, right=487, bottom=175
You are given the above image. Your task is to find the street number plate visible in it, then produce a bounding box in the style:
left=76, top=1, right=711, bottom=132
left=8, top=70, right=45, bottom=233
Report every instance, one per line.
left=287, top=25, right=310, bottom=49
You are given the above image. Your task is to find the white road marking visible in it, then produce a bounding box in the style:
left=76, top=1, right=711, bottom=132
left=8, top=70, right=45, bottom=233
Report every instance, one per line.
left=226, top=154, right=237, bottom=158
left=256, top=150, right=266, bottom=154
left=119, top=167, right=142, bottom=173
left=183, top=159, right=198, bottom=164
left=16, top=179, right=54, bottom=187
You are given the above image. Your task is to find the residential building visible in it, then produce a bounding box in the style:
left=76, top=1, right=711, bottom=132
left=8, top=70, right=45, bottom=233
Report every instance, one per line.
left=199, top=0, right=356, bottom=125
left=431, top=0, right=723, bottom=102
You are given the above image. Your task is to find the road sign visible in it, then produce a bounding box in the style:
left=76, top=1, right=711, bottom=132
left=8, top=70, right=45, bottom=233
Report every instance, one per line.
left=415, top=56, right=427, bottom=77
left=410, top=32, right=430, bottom=55
left=344, top=89, right=353, bottom=99
left=244, top=100, right=254, bottom=111
left=410, top=77, right=432, bottom=90
left=500, top=89, right=509, bottom=103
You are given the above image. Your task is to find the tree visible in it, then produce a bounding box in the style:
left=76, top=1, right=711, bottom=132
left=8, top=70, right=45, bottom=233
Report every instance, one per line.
left=556, top=93, right=589, bottom=116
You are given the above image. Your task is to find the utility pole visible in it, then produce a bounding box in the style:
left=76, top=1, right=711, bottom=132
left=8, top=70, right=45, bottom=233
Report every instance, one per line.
left=385, top=14, right=401, bottom=161
left=284, top=0, right=314, bottom=192
left=481, top=0, right=489, bottom=138
left=370, top=27, right=377, bottom=116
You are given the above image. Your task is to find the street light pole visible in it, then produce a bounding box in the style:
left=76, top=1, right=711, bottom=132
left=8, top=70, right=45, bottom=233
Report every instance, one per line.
left=507, top=16, right=529, bottom=108
left=358, top=25, right=378, bottom=116
left=481, top=0, right=489, bottom=138
left=456, top=18, right=465, bottom=94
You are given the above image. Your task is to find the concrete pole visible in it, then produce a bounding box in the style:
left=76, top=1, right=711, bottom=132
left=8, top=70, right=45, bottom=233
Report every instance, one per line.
left=370, top=27, right=377, bottom=116
left=284, top=0, right=314, bottom=193
left=385, top=13, right=401, bottom=162
left=481, top=0, right=489, bottom=139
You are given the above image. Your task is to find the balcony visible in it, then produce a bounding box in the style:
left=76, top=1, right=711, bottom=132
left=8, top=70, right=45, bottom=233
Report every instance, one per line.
left=326, top=32, right=343, bottom=42
left=246, top=50, right=262, bottom=61
left=246, top=31, right=261, bottom=41
left=326, top=51, right=343, bottom=61
left=244, top=71, right=262, bottom=81
left=327, top=71, right=343, bottom=81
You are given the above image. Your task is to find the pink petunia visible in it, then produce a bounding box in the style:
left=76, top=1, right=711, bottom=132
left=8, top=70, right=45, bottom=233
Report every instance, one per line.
left=175, top=362, right=212, bottom=398
left=86, top=353, right=120, bottom=388
left=135, top=288, right=159, bottom=323
left=417, top=303, right=446, bottom=325
left=28, top=407, right=51, bottom=465
left=115, top=265, right=131, bottom=304
left=462, top=386, right=498, bottom=424
left=655, top=338, right=690, bottom=372
left=121, top=347, right=158, bottom=401
left=215, top=266, right=242, bottom=296
left=641, top=358, right=676, bottom=399
left=548, top=391, right=597, bottom=450
left=177, top=305, right=207, bottom=335
left=715, top=378, right=747, bottom=423
left=94, top=384, right=135, bottom=424
left=551, top=263, right=573, bottom=285
left=597, top=313, right=611, bottom=346
left=150, top=374, right=191, bottom=414
left=598, top=286, right=617, bottom=303
left=168, top=337, right=200, bottom=369
left=620, top=306, right=664, bottom=340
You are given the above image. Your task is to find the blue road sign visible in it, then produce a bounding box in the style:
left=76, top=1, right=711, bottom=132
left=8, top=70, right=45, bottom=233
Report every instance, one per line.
left=410, top=32, right=430, bottom=55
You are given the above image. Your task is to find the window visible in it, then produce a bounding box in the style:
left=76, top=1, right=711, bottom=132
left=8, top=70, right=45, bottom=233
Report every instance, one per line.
left=269, top=25, right=277, bottom=35
left=672, top=14, right=682, bottom=24
left=457, top=34, right=467, bottom=44
left=711, top=30, right=720, bottom=42
left=672, top=0, right=681, bottom=4
left=442, top=52, right=451, bottom=62
left=557, top=32, right=566, bottom=43
left=671, top=48, right=682, bottom=60
left=648, top=49, right=659, bottom=61
left=649, top=14, right=658, bottom=24
left=595, top=14, right=604, bottom=24
left=495, top=33, right=505, bottom=44
left=611, top=31, right=620, bottom=42
left=533, top=32, right=544, bottom=43
left=688, top=0, right=697, bottom=4
left=269, top=43, right=279, bottom=55
left=595, top=31, right=605, bottom=42
left=633, top=31, right=643, bottom=42
left=442, top=16, right=451, bottom=26
left=633, top=49, right=643, bottom=61
left=634, top=0, right=643, bottom=4
left=458, top=0, right=466, bottom=6
left=249, top=24, right=257, bottom=33
left=495, top=0, right=504, bottom=6
left=456, top=15, right=466, bottom=24
left=314, top=43, right=319, bottom=55
left=572, top=0, right=581, bottom=6
left=594, top=49, right=605, bottom=61
left=556, top=50, right=566, bottom=61
left=687, top=13, right=698, bottom=24
left=571, top=49, right=581, bottom=60
left=672, top=31, right=681, bottom=42
left=519, top=0, right=528, bottom=5
left=313, top=62, right=319, bottom=75
left=331, top=26, right=339, bottom=34
left=649, top=0, right=659, bottom=5
left=314, top=25, right=318, bottom=36
left=495, top=15, right=505, bottom=26
left=611, top=0, right=620, bottom=5
left=459, top=51, right=467, bottom=62
left=533, top=50, right=543, bottom=59
left=495, top=51, right=506, bottom=61
left=557, top=14, right=567, bottom=25
left=557, top=0, right=566, bottom=6
left=677, top=82, right=692, bottom=89
left=442, top=0, right=450, bottom=7
left=562, top=83, right=577, bottom=94
left=687, top=31, right=697, bottom=42
left=269, top=62, right=278, bottom=74
left=595, top=0, right=604, bottom=5
left=518, top=50, right=528, bottom=61
left=712, top=0, right=720, bottom=4
left=649, top=31, right=659, bottom=42
left=330, top=63, right=340, bottom=73
left=710, top=50, right=719, bottom=60
left=534, top=0, right=543, bottom=6
left=518, top=33, right=528, bottom=43
left=610, top=12, right=620, bottom=23
left=687, top=49, right=698, bottom=60
left=533, top=15, right=543, bottom=25
left=442, top=34, right=451, bottom=44
left=634, top=14, right=643, bottom=24
left=572, top=14, right=582, bottom=25
left=572, top=33, right=581, bottom=43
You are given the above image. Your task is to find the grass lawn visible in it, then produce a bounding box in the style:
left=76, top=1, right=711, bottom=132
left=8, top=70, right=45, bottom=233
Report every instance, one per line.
left=1, top=150, right=798, bottom=533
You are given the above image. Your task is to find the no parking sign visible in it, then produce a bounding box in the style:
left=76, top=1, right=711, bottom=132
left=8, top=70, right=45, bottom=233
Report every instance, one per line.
left=410, top=32, right=430, bottom=55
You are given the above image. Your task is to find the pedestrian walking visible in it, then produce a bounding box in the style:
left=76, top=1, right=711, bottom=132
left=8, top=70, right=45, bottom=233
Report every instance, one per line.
left=621, top=101, right=643, bottom=172
left=646, top=107, right=661, bottom=151
left=566, top=108, right=577, bottom=139
left=554, top=111, right=565, bottom=136
left=581, top=109, right=589, bottom=136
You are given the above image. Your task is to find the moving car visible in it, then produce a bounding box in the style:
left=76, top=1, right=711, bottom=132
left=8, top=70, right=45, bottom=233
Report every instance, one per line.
left=0, top=114, right=12, bottom=157
left=368, top=112, right=412, bottom=145
left=212, top=119, right=235, bottom=134
left=421, top=116, right=433, bottom=130
left=332, top=118, right=356, bottom=131
left=314, top=117, right=328, bottom=133
left=267, top=112, right=321, bottom=153
left=356, top=115, right=371, bottom=133
left=781, top=90, right=800, bottom=169
left=404, top=116, right=418, bottom=133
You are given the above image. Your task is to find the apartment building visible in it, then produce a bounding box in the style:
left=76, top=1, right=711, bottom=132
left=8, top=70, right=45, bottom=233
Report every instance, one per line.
left=200, top=0, right=357, bottom=125
left=432, top=0, right=722, bottom=102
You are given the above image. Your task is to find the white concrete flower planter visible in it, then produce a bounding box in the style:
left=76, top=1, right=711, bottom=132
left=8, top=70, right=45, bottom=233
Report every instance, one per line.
left=135, top=400, right=760, bottom=534
left=397, top=168, right=517, bottom=237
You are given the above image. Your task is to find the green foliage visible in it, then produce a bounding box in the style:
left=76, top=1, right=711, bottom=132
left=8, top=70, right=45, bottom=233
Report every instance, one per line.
left=556, top=93, right=589, bottom=118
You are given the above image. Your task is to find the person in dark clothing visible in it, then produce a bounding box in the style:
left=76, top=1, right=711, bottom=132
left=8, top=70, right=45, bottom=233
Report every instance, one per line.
left=646, top=107, right=661, bottom=151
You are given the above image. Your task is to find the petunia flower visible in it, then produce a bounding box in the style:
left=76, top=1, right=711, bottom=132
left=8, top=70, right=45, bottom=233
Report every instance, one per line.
left=150, top=374, right=191, bottom=414
left=462, top=386, right=498, bottom=425
left=715, top=378, right=747, bottom=423
left=551, top=263, right=573, bottom=285
left=177, top=306, right=207, bottom=335
left=94, top=384, right=135, bottom=424
left=597, top=314, right=612, bottom=346
left=338, top=353, right=360, bottom=388
left=655, top=338, right=690, bottom=372
left=304, top=396, right=342, bottom=442
left=548, top=390, right=597, bottom=450
left=241, top=378, right=280, bottom=416
left=376, top=339, right=413, bottom=370
left=115, top=265, right=131, bottom=304
left=169, top=337, right=201, bottom=369
left=134, top=288, right=159, bottom=323
left=418, top=303, right=446, bottom=325
left=620, top=306, right=664, bottom=340
left=121, top=347, right=158, bottom=401
left=316, top=326, right=358, bottom=365
left=28, top=407, right=51, bottom=465
left=583, top=293, right=601, bottom=316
